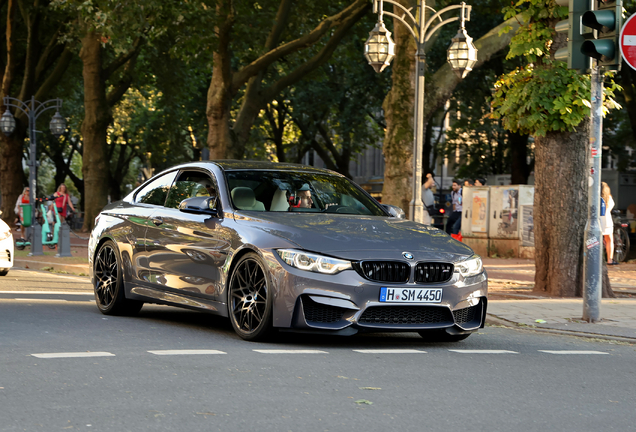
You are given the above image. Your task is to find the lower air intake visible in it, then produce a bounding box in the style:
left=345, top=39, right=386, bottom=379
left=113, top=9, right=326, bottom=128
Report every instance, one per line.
left=302, top=297, right=346, bottom=324
left=359, top=306, right=454, bottom=325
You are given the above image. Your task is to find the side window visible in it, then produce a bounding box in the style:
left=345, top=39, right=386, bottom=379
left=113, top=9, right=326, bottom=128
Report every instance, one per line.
left=165, top=171, right=218, bottom=209
left=135, top=171, right=178, bottom=206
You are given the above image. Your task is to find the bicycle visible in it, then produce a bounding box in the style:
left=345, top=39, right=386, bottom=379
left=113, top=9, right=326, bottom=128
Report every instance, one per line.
left=612, top=210, right=630, bottom=263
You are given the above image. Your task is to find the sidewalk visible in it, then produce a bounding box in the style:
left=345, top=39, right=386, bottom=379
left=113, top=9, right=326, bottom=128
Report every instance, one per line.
left=483, top=257, right=636, bottom=342
left=10, top=240, right=636, bottom=342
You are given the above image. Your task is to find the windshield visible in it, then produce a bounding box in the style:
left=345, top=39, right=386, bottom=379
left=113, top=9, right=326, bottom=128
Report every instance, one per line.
left=225, top=170, right=387, bottom=216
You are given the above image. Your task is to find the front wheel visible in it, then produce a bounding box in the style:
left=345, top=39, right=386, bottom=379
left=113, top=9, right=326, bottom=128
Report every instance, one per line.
left=614, top=227, right=630, bottom=263
left=0, top=269, right=8, bottom=276
left=94, top=240, right=143, bottom=316
left=227, top=252, right=273, bottom=341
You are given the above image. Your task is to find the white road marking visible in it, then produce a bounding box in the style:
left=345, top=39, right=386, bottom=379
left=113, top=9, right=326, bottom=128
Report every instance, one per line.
left=448, top=350, right=519, bottom=354
left=13, top=298, right=68, bottom=302
left=32, top=352, right=115, bottom=359
left=148, top=350, right=226, bottom=355
left=538, top=350, right=609, bottom=355
left=253, top=349, right=328, bottom=354
left=353, top=349, right=426, bottom=354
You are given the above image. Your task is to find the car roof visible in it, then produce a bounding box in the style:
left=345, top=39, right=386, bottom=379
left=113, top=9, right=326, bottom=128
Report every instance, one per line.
left=172, top=160, right=344, bottom=176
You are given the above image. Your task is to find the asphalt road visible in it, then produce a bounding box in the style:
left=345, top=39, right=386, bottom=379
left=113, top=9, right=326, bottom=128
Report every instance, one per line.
left=1, top=269, right=635, bottom=432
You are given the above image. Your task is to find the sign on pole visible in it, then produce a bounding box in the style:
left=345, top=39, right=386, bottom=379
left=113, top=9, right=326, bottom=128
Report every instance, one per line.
left=620, top=13, right=636, bottom=70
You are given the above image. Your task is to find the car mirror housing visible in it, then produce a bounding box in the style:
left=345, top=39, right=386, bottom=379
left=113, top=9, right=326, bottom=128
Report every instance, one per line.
left=179, top=196, right=219, bottom=216
left=383, top=204, right=405, bottom=219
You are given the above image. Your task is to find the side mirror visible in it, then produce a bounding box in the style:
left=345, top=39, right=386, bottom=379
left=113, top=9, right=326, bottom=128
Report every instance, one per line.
left=179, top=196, right=219, bottom=217
left=383, top=204, right=405, bottom=220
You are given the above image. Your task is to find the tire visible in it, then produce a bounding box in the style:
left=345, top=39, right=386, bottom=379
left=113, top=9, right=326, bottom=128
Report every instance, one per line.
left=613, top=227, right=630, bottom=263
left=418, top=329, right=471, bottom=342
left=0, top=269, right=8, bottom=276
left=94, top=240, right=143, bottom=316
left=15, top=239, right=26, bottom=251
left=227, top=252, right=273, bottom=341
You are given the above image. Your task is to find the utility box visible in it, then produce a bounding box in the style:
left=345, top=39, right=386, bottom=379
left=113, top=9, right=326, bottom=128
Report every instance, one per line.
left=461, top=186, right=490, bottom=257
left=488, top=185, right=534, bottom=257
left=461, top=185, right=534, bottom=258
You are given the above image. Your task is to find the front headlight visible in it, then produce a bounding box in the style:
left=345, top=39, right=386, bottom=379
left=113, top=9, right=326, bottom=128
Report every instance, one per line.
left=277, top=249, right=352, bottom=275
left=456, top=255, right=483, bottom=277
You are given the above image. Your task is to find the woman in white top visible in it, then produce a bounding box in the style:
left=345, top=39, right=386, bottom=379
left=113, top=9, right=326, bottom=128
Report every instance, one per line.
left=600, top=182, right=616, bottom=264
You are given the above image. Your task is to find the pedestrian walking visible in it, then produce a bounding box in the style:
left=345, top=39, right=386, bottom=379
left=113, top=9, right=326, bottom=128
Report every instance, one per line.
left=474, top=177, right=486, bottom=186
left=600, top=182, right=617, bottom=265
left=422, top=173, right=437, bottom=225
left=446, top=179, right=462, bottom=235
left=14, top=186, right=29, bottom=240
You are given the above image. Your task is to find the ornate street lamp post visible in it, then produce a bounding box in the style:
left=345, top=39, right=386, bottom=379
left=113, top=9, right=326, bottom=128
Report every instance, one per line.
left=1, top=96, right=66, bottom=256
left=364, top=0, right=477, bottom=223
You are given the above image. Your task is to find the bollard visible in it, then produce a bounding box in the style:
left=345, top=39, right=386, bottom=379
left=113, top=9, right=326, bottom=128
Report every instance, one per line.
left=55, top=221, right=72, bottom=258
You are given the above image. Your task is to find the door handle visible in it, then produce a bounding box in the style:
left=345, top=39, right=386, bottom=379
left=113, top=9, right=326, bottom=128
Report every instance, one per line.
left=151, top=216, right=164, bottom=226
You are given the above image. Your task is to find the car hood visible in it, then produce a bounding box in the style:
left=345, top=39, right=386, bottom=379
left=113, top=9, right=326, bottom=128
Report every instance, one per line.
left=235, top=212, right=474, bottom=262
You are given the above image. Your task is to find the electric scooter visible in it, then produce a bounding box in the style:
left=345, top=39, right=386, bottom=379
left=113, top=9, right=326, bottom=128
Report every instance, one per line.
left=15, top=198, right=61, bottom=250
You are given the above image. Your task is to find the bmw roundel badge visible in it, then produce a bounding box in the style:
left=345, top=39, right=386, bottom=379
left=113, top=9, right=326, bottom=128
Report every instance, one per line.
left=402, top=252, right=414, bottom=260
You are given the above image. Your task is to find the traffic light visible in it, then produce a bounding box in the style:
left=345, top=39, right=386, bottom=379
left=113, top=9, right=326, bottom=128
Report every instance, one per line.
left=581, top=0, right=623, bottom=70
left=554, top=0, right=592, bottom=71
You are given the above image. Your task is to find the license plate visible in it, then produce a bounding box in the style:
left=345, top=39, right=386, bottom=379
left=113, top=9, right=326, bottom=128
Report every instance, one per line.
left=379, top=287, right=442, bottom=303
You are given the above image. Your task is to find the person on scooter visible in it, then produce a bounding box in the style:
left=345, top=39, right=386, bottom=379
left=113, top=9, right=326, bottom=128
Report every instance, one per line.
left=14, top=186, right=29, bottom=240
left=51, top=183, right=75, bottom=220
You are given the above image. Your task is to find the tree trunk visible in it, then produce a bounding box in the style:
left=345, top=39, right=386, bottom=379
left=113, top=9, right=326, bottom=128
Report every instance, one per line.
left=380, top=0, right=416, bottom=214
left=0, top=134, right=25, bottom=223
left=533, top=125, right=589, bottom=297
left=80, top=31, right=111, bottom=231
left=206, top=0, right=234, bottom=160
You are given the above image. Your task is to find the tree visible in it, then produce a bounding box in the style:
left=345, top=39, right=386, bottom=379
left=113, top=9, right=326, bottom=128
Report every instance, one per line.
left=0, top=0, right=73, bottom=224
left=491, top=0, right=616, bottom=298
left=206, top=0, right=370, bottom=160
left=380, top=0, right=523, bottom=214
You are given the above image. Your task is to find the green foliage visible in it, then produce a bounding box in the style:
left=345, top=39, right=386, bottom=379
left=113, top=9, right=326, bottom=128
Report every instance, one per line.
left=492, top=62, right=591, bottom=136
left=491, top=0, right=620, bottom=137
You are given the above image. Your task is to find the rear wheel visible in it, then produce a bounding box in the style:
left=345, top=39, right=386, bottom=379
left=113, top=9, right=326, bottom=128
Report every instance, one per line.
left=94, top=240, right=143, bottom=316
left=418, top=329, right=471, bottom=342
left=614, top=227, right=630, bottom=263
left=227, top=252, right=273, bottom=341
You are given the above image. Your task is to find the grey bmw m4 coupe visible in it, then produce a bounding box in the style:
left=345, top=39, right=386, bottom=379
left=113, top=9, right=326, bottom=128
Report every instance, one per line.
left=89, top=161, right=487, bottom=341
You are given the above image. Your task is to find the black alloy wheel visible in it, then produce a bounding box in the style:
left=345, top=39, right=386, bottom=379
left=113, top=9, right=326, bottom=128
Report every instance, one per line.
left=94, top=240, right=143, bottom=315
left=228, top=253, right=273, bottom=341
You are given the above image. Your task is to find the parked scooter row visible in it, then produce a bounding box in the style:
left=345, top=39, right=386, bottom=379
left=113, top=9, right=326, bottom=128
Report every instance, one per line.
left=15, top=197, right=63, bottom=250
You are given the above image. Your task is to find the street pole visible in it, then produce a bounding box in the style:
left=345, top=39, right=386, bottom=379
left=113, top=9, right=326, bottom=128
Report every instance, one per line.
left=582, top=65, right=603, bottom=322
left=2, top=96, right=65, bottom=256
left=410, top=5, right=426, bottom=224
left=27, top=96, right=43, bottom=256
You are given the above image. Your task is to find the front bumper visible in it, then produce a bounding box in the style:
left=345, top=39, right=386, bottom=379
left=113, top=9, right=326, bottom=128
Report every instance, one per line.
left=0, top=236, right=14, bottom=269
left=266, top=251, right=488, bottom=334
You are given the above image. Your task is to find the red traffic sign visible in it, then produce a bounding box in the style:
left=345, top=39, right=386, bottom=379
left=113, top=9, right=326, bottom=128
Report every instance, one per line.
left=620, top=13, right=636, bottom=70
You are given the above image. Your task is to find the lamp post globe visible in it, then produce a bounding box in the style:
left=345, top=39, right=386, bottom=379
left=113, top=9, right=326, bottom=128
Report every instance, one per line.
left=0, top=109, right=16, bottom=136
left=364, top=21, right=396, bottom=73
left=49, top=111, right=66, bottom=137
left=447, top=27, right=478, bottom=79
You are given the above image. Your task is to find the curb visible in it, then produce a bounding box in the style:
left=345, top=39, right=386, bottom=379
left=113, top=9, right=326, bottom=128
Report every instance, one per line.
left=14, top=259, right=90, bottom=275
left=486, top=314, right=636, bottom=344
